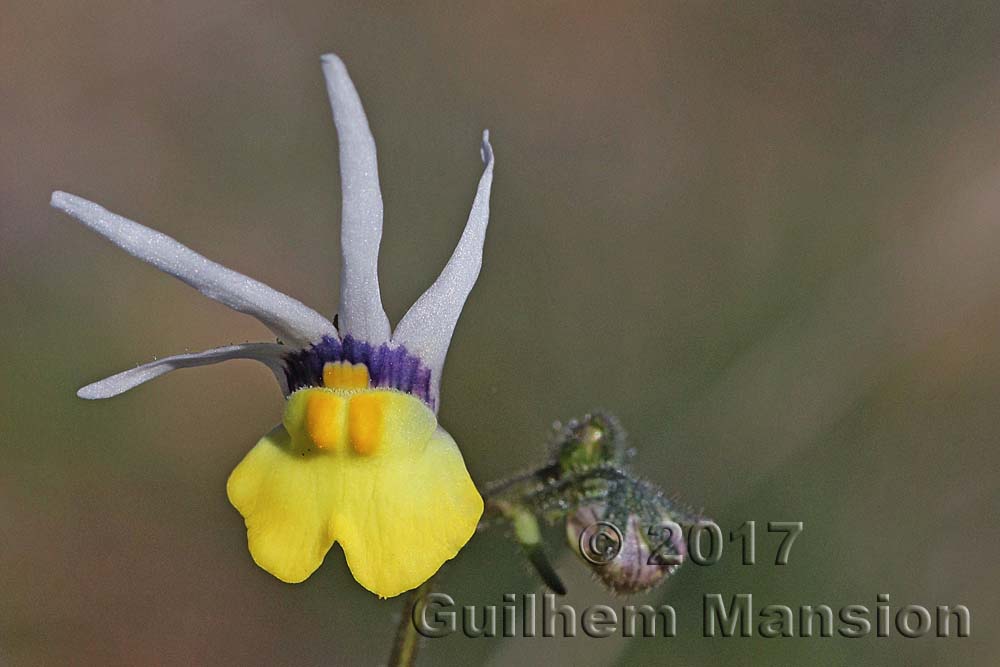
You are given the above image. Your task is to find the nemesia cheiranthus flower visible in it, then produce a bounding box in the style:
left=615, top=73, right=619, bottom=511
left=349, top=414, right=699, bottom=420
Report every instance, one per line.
left=50, top=54, right=492, bottom=598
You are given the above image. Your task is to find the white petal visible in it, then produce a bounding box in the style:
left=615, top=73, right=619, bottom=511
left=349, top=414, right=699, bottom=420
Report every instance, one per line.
left=77, top=343, right=289, bottom=399
left=392, top=131, right=495, bottom=407
left=51, top=192, right=335, bottom=346
left=321, top=54, right=391, bottom=345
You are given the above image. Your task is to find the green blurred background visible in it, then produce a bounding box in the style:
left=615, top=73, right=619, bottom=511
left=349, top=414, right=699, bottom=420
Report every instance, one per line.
left=2, top=2, right=998, bottom=665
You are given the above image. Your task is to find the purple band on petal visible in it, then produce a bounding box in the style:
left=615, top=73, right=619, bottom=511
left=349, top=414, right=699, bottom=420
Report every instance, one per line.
left=283, top=335, right=435, bottom=408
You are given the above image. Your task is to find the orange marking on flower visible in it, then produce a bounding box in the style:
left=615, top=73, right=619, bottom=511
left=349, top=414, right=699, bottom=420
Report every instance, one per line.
left=323, top=361, right=370, bottom=390
left=348, top=393, right=384, bottom=456
left=305, top=391, right=346, bottom=450
left=351, top=363, right=370, bottom=388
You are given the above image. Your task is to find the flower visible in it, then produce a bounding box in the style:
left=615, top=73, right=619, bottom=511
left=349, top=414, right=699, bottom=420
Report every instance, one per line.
left=50, top=54, right=493, bottom=598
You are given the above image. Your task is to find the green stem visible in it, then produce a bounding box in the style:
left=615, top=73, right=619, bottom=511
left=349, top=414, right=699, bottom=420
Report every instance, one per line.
left=388, top=577, right=434, bottom=667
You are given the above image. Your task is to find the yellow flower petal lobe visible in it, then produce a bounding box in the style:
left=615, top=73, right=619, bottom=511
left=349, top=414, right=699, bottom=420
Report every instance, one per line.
left=226, top=426, right=339, bottom=583
left=229, top=386, right=483, bottom=597
left=333, top=425, right=484, bottom=598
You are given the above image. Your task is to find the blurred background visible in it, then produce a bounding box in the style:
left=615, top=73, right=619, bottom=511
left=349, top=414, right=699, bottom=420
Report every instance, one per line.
left=2, top=2, right=999, bottom=665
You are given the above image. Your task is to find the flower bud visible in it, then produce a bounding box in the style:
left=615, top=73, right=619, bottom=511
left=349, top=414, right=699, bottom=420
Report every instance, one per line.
left=488, top=410, right=706, bottom=596
left=550, top=412, right=627, bottom=474
left=564, top=480, right=694, bottom=595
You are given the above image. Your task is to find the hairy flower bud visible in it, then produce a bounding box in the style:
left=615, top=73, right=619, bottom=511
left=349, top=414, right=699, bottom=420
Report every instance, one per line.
left=550, top=412, right=627, bottom=474
left=564, top=477, right=696, bottom=595
left=485, top=410, right=705, bottom=596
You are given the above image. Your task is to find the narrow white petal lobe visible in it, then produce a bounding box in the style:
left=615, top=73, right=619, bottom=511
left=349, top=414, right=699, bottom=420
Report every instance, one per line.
left=77, top=343, right=289, bottom=399
left=321, top=54, right=391, bottom=345
left=51, top=192, right=335, bottom=346
left=392, top=131, right=495, bottom=408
